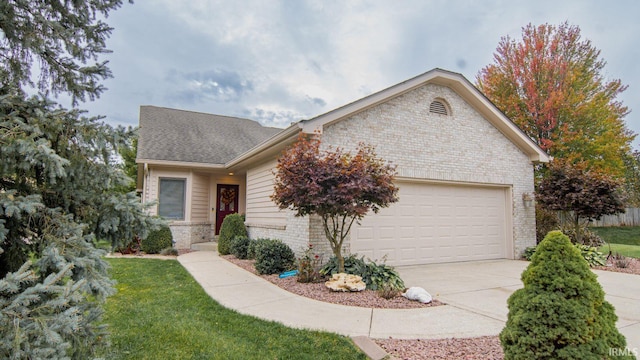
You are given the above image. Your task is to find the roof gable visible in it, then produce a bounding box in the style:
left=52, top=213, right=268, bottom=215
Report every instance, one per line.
left=137, top=106, right=282, bottom=165
left=299, top=68, right=549, bottom=162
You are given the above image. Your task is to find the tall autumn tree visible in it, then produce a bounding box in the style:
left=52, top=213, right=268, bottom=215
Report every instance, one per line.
left=0, top=1, right=158, bottom=358
left=477, top=22, right=634, bottom=177
left=272, top=134, right=398, bottom=273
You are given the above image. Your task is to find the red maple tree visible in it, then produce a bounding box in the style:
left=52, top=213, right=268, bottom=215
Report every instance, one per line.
left=271, top=134, right=398, bottom=272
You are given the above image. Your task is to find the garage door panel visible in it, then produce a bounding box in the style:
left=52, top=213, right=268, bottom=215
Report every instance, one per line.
left=400, top=226, right=415, bottom=238
left=352, top=182, right=508, bottom=266
left=356, top=226, right=373, bottom=241
left=379, top=226, right=395, bottom=239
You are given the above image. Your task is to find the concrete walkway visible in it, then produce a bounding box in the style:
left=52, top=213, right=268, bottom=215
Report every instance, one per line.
left=178, top=251, right=640, bottom=351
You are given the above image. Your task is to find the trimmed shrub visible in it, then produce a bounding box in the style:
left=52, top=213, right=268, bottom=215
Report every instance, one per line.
left=230, top=236, right=251, bottom=259
left=217, top=213, right=247, bottom=255
left=500, top=230, right=629, bottom=359
left=246, top=238, right=271, bottom=260
left=141, top=225, right=173, bottom=254
left=247, top=239, right=261, bottom=260
left=254, top=239, right=295, bottom=275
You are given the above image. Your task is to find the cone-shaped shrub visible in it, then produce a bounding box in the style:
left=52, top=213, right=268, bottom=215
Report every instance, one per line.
left=500, top=230, right=631, bottom=359
left=217, top=214, right=247, bottom=255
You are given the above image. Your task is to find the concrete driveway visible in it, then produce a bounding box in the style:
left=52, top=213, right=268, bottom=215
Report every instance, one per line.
left=396, top=260, right=640, bottom=351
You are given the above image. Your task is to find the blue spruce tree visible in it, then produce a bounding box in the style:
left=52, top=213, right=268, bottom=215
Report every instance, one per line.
left=0, top=1, right=159, bottom=358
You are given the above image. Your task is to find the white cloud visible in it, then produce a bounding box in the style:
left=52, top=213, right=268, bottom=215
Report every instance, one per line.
left=81, top=0, right=640, bottom=146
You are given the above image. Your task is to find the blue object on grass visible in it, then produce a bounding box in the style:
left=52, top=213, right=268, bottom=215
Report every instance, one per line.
left=279, top=270, right=299, bottom=278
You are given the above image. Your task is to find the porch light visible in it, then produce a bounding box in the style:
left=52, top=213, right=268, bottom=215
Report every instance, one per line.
left=522, top=193, right=534, bottom=208
left=228, top=172, right=234, bottom=176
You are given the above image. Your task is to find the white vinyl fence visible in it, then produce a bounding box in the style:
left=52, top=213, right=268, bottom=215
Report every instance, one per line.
left=588, top=208, right=640, bottom=227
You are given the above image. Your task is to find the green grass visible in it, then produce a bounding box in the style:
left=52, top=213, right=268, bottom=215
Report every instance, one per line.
left=598, top=243, right=640, bottom=259
left=100, top=258, right=366, bottom=360
left=591, top=226, right=640, bottom=246
left=591, top=226, right=640, bottom=258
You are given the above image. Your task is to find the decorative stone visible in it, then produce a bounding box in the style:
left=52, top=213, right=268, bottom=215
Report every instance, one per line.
left=402, top=286, right=433, bottom=303
left=325, top=273, right=366, bottom=292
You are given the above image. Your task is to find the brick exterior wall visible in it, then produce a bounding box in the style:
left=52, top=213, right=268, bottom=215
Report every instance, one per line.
left=247, top=212, right=348, bottom=261
left=319, top=83, right=536, bottom=258
left=169, top=222, right=213, bottom=249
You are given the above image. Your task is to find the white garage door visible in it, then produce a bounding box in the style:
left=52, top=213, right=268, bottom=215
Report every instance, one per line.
left=352, top=182, right=509, bottom=266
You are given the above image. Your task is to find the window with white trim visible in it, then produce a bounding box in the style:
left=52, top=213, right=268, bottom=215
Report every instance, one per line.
left=158, top=178, right=186, bottom=220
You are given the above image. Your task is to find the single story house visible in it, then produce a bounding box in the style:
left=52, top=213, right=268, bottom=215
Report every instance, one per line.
left=136, top=68, right=550, bottom=266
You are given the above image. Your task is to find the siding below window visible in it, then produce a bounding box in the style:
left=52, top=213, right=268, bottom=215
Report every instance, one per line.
left=246, top=159, right=286, bottom=227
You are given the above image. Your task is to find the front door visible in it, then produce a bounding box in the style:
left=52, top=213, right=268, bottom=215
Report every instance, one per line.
left=216, top=184, right=239, bottom=235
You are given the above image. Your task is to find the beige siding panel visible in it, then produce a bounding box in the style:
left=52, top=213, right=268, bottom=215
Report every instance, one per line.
left=246, top=160, right=286, bottom=226
left=190, top=173, right=210, bottom=222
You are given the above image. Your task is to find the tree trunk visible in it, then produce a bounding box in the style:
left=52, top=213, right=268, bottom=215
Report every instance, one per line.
left=337, top=252, right=345, bottom=273
left=574, top=215, right=582, bottom=244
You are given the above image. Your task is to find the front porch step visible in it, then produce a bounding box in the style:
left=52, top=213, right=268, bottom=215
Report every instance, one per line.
left=191, top=242, right=217, bottom=252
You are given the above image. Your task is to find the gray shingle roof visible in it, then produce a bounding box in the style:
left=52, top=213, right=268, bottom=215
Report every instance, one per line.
left=137, top=106, right=283, bottom=164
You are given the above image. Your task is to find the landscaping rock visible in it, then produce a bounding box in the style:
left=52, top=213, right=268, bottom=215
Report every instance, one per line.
left=325, top=273, right=366, bottom=292
left=402, top=287, right=433, bottom=303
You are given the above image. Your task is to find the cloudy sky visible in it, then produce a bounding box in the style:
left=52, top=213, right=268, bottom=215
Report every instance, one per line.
left=80, top=0, right=640, bottom=146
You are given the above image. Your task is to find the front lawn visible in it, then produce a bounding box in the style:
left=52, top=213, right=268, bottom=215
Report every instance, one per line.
left=100, top=258, right=366, bottom=360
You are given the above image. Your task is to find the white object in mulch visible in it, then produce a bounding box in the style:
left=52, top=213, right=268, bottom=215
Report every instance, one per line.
left=402, top=287, right=433, bottom=303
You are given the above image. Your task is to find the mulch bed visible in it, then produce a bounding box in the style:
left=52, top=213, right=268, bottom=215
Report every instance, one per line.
left=221, top=255, right=444, bottom=309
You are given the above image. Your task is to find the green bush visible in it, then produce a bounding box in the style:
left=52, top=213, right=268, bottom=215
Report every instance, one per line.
left=141, top=225, right=173, bottom=254
left=523, top=246, right=537, bottom=261
left=575, top=243, right=607, bottom=267
left=365, top=260, right=405, bottom=291
left=500, top=230, right=629, bottom=359
left=320, top=254, right=405, bottom=291
left=230, top=236, right=251, bottom=259
left=254, top=239, right=296, bottom=275
left=524, top=240, right=607, bottom=267
left=247, top=238, right=269, bottom=260
left=320, top=254, right=368, bottom=277
left=217, top=213, right=247, bottom=255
